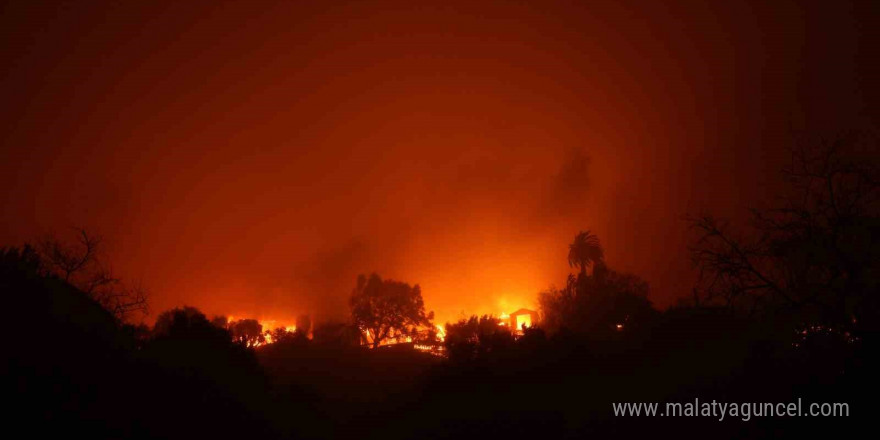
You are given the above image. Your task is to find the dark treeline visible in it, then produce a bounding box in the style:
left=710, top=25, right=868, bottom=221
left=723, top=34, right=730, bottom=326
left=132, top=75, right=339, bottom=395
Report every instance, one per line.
left=4, top=133, right=878, bottom=439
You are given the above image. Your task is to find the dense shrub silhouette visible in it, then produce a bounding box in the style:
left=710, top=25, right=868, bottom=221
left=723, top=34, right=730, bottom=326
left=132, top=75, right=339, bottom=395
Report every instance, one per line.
left=2, top=246, right=321, bottom=439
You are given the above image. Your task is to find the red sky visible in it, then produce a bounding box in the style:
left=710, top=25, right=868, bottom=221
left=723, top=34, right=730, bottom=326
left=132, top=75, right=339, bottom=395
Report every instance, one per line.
left=1, top=0, right=877, bottom=325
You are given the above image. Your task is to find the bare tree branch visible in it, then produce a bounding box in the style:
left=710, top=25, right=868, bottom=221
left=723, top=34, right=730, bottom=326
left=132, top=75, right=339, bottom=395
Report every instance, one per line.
left=36, top=228, right=148, bottom=323
left=687, top=132, right=880, bottom=329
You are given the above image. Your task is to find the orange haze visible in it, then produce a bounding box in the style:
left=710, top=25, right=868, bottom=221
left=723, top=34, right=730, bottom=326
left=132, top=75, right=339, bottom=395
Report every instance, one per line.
left=1, top=1, right=877, bottom=325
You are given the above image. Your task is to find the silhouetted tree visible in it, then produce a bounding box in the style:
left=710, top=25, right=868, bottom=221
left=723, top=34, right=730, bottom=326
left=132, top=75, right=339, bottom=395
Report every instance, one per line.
left=542, top=230, right=657, bottom=336
left=689, top=132, right=880, bottom=332
left=568, top=230, right=604, bottom=278
left=350, top=273, right=434, bottom=348
left=267, top=326, right=288, bottom=342
left=2, top=244, right=122, bottom=346
left=1, top=244, right=152, bottom=438
left=153, top=306, right=221, bottom=339
left=36, top=228, right=147, bottom=322
left=142, top=306, right=275, bottom=438
left=267, top=326, right=308, bottom=346
left=538, top=276, right=576, bottom=335
left=230, top=318, right=266, bottom=347
left=444, top=315, right=515, bottom=362
left=38, top=228, right=99, bottom=280
left=540, top=268, right=655, bottom=336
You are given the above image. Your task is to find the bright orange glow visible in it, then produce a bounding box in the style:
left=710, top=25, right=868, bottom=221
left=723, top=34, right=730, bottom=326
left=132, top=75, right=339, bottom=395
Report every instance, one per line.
left=256, top=319, right=296, bottom=332
left=3, top=1, right=861, bottom=329
left=262, top=324, right=297, bottom=344
left=435, top=325, right=446, bottom=342
left=498, top=312, right=510, bottom=326
left=224, top=315, right=298, bottom=345
left=515, top=314, right=532, bottom=330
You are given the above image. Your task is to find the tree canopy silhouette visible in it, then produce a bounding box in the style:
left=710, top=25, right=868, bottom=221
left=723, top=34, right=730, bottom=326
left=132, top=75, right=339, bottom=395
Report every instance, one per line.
left=267, top=326, right=307, bottom=346
left=542, top=230, right=656, bottom=336
left=153, top=306, right=229, bottom=341
left=568, top=230, right=604, bottom=277
left=36, top=227, right=147, bottom=322
left=688, top=132, right=880, bottom=333
left=444, top=314, right=515, bottom=362
left=350, top=273, right=433, bottom=348
left=230, top=318, right=266, bottom=347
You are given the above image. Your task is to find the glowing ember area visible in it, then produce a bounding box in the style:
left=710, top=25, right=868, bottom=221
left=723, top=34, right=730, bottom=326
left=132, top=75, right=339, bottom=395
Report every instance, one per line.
left=361, top=323, right=447, bottom=354
left=498, top=312, right=510, bottom=326
left=507, top=308, right=539, bottom=334
left=224, top=315, right=298, bottom=346
left=378, top=334, right=413, bottom=345
left=263, top=325, right=297, bottom=344
left=791, top=324, right=860, bottom=348
left=435, top=325, right=446, bottom=342
left=516, top=314, right=532, bottom=330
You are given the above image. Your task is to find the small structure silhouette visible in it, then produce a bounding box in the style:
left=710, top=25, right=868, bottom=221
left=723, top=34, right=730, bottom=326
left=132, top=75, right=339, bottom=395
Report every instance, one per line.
left=507, top=308, right=539, bottom=335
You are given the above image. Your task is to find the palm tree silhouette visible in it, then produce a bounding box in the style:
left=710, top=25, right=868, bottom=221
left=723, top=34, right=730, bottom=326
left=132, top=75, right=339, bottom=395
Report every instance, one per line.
left=568, top=230, right=604, bottom=278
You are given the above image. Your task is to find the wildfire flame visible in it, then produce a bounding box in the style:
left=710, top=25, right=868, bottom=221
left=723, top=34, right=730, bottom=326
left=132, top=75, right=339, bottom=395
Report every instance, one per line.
left=224, top=315, right=298, bottom=346
left=435, top=324, right=446, bottom=342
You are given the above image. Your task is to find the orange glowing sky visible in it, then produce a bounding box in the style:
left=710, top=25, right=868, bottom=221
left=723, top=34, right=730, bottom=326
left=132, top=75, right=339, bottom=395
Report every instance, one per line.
left=1, top=0, right=877, bottom=325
